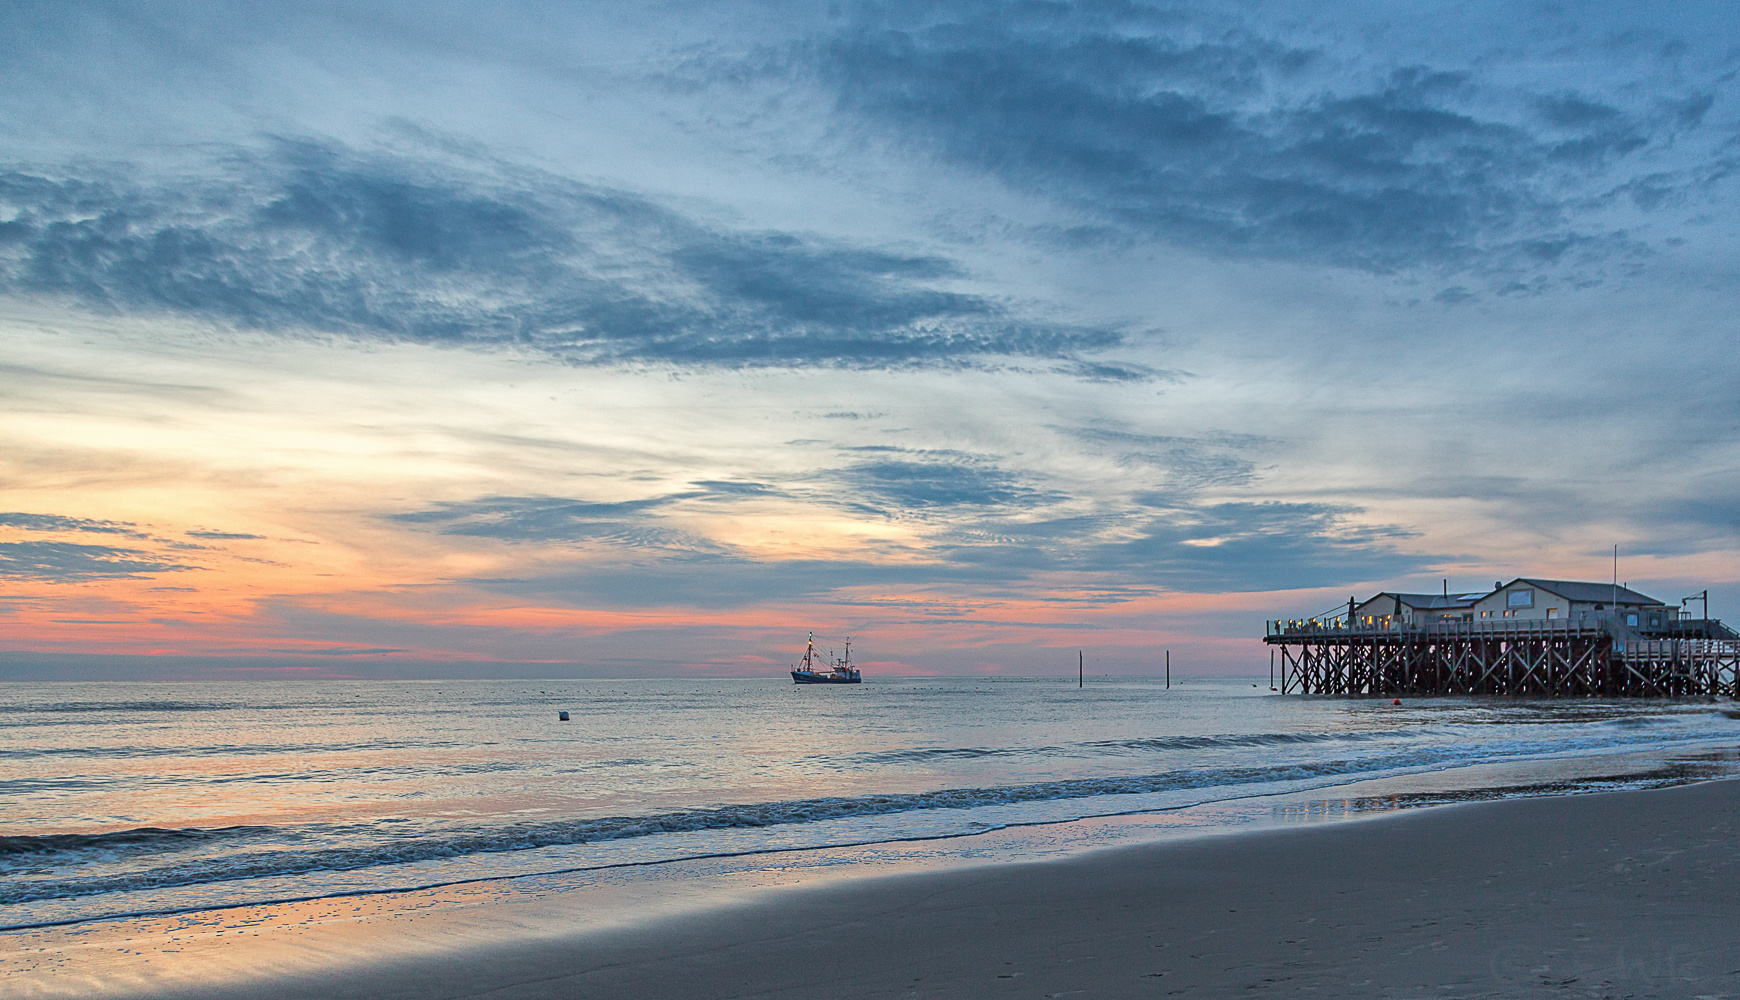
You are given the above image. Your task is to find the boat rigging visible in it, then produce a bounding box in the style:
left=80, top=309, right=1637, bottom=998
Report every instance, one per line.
left=790, top=632, right=861, bottom=684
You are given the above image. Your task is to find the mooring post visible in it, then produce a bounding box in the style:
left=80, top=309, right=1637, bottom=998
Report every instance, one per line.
left=1270, top=647, right=1275, bottom=690
left=1165, top=649, right=1170, bottom=689
left=1079, top=649, right=1083, bottom=688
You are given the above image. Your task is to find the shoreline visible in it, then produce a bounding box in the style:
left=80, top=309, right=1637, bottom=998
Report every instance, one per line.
left=11, top=774, right=1740, bottom=998
left=11, top=734, right=1735, bottom=938
left=9, top=739, right=1734, bottom=938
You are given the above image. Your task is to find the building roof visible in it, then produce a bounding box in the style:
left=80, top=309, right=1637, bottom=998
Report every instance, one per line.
left=1513, top=578, right=1662, bottom=606
left=1377, top=592, right=1482, bottom=610
left=1354, top=579, right=1666, bottom=615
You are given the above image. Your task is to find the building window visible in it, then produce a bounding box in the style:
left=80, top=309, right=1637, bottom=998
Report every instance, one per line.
left=1627, top=613, right=1639, bottom=627
left=1546, top=608, right=1558, bottom=619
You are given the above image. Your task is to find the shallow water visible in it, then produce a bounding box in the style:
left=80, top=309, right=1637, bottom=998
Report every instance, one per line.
left=4, top=676, right=1739, bottom=929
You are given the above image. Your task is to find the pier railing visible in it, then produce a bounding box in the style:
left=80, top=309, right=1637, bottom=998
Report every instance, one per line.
left=1266, top=616, right=1606, bottom=639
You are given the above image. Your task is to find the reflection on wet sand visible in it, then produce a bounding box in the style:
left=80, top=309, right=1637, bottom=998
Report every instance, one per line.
left=1274, top=753, right=1740, bottom=823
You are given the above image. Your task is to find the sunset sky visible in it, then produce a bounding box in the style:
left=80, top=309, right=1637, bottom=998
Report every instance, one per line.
left=2, top=1, right=1737, bottom=679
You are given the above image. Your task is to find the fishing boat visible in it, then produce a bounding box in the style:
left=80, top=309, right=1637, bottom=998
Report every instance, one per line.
left=790, top=632, right=860, bottom=684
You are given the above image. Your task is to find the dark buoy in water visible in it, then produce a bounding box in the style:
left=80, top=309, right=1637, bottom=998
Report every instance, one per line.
left=558, top=710, right=571, bottom=721
left=1391, top=699, right=1401, bottom=706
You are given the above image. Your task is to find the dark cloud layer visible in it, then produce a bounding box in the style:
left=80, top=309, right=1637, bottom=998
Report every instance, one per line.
left=0, top=540, right=198, bottom=581
left=0, top=511, right=217, bottom=582
left=1086, top=500, right=1427, bottom=593
left=735, top=1, right=1722, bottom=277
left=0, top=512, right=148, bottom=537
left=833, top=449, right=1064, bottom=512
left=391, top=493, right=728, bottom=553
left=0, top=140, right=1123, bottom=367
left=1067, top=429, right=1265, bottom=491
left=397, top=479, right=1430, bottom=603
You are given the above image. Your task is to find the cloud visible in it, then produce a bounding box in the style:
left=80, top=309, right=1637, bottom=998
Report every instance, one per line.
left=464, top=555, right=995, bottom=609
left=399, top=480, right=1431, bottom=604
left=1432, top=285, right=1474, bottom=305
left=0, top=511, right=149, bottom=538
left=0, top=540, right=200, bottom=581
left=1083, top=500, right=1431, bottom=593
left=458, top=502, right=1429, bottom=604
left=390, top=493, right=726, bottom=552
left=184, top=530, right=264, bottom=540
left=714, top=2, right=1720, bottom=277
left=1065, top=429, right=1267, bottom=492
left=0, top=139, right=1128, bottom=368
left=832, top=450, right=1064, bottom=511
left=905, top=495, right=1430, bottom=593
left=258, top=646, right=404, bottom=656
left=1060, top=360, right=1177, bottom=383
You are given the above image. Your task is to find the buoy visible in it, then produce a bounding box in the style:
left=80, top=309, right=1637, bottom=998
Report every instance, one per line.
left=558, top=710, right=570, bottom=721
left=1391, top=699, right=1401, bottom=706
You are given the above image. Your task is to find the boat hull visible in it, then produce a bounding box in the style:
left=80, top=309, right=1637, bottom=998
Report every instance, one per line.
left=791, top=670, right=860, bottom=684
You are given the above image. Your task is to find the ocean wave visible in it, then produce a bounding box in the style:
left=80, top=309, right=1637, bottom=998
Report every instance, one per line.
left=0, top=825, right=275, bottom=859
left=0, top=701, right=243, bottom=714
left=1084, top=729, right=1405, bottom=750
left=0, top=738, right=1642, bottom=906
left=0, top=738, right=471, bottom=761
left=858, top=728, right=1405, bottom=762
left=0, top=756, right=524, bottom=795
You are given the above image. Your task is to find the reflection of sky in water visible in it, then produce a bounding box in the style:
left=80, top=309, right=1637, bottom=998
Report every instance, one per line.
left=1273, top=754, right=1740, bottom=823
left=4, top=679, right=1740, bottom=929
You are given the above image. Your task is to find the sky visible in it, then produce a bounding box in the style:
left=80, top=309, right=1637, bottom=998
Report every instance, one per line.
left=1, top=0, right=1737, bottom=680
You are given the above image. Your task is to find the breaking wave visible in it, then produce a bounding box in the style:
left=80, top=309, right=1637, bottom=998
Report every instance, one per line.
left=2, top=725, right=1717, bottom=910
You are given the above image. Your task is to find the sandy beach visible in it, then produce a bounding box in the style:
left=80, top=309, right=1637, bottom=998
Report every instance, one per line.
left=62, top=777, right=1730, bottom=1000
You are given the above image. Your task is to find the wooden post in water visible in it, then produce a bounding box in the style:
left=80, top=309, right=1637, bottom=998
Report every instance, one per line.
left=1165, top=649, right=1170, bottom=689
left=1270, top=648, right=1275, bottom=690
left=1078, top=649, right=1083, bottom=688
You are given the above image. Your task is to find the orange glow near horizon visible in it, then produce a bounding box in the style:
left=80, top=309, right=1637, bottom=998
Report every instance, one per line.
left=3, top=320, right=1737, bottom=679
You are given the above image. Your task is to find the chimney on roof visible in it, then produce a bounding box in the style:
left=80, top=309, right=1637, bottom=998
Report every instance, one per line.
left=1496, top=581, right=1501, bottom=590
left=1443, top=579, right=1448, bottom=596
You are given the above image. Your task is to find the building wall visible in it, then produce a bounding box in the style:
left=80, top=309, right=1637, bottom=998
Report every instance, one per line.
left=1343, top=581, right=1680, bottom=631
left=1468, top=582, right=1570, bottom=621
left=1352, top=595, right=1400, bottom=623
left=1351, top=595, right=1473, bottom=627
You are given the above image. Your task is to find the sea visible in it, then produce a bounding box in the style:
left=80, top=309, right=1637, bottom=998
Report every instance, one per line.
left=5, top=676, right=1740, bottom=934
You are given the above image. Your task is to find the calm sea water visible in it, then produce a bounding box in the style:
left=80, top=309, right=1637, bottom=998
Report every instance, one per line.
left=4, top=677, right=1739, bottom=930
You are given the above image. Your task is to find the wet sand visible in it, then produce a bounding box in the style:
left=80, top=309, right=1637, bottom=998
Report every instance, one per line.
left=114, top=777, right=1740, bottom=999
